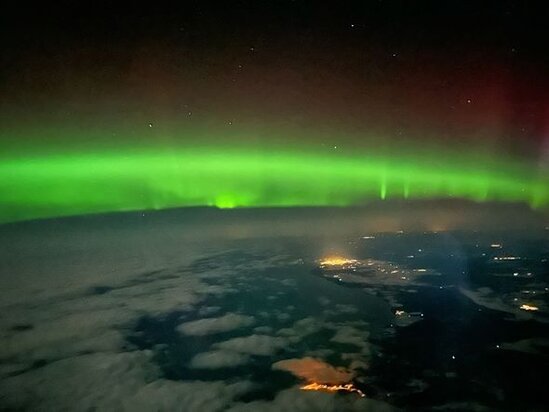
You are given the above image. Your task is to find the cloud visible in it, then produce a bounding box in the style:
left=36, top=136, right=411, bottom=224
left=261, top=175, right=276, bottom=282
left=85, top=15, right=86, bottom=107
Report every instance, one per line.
left=334, top=304, right=359, bottom=314
left=177, top=313, right=255, bottom=336
left=276, top=313, right=291, bottom=322
left=272, top=357, right=354, bottom=384
left=227, top=387, right=396, bottom=412
left=277, top=317, right=322, bottom=341
left=318, top=297, right=331, bottom=306
left=330, top=326, right=370, bottom=354
left=0, top=351, right=254, bottom=411
left=324, top=304, right=360, bottom=317
left=254, top=326, right=273, bottom=334
left=458, top=287, right=545, bottom=320
left=197, top=305, right=222, bottom=316
left=431, top=402, right=492, bottom=411
left=189, top=350, right=250, bottom=369
left=0, top=228, right=259, bottom=410
left=0, top=219, right=391, bottom=410
left=500, top=337, right=549, bottom=355
left=458, top=287, right=512, bottom=314
left=188, top=334, right=289, bottom=371
left=214, top=334, right=288, bottom=356
left=0, top=268, right=210, bottom=365
left=280, top=279, right=297, bottom=287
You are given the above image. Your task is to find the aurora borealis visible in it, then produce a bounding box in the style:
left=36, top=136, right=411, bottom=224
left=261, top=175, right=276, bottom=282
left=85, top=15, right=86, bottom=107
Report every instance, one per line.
left=1, top=1, right=548, bottom=223
left=1, top=140, right=548, bottom=224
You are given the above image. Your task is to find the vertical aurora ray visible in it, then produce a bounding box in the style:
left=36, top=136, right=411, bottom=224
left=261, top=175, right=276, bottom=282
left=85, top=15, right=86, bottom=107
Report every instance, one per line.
left=403, top=181, right=410, bottom=199
left=0, top=142, right=547, bottom=224
left=380, top=177, right=387, bottom=200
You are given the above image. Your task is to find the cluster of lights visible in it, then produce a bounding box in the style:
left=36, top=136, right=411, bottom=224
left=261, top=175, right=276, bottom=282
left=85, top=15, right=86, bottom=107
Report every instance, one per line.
left=319, top=257, right=358, bottom=267
left=493, top=256, right=520, bottom=261
left=318, top=255, right=433, bottom=287
left=394, top=309, right=424, bottom=318
left=300, top=382, right=365, bottom=398
left=519, top=304, right=539, bottom=311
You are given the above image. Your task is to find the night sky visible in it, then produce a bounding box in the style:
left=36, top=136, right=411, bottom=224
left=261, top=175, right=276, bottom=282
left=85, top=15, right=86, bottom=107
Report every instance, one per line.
left=1, top=1, right=548, bottom=223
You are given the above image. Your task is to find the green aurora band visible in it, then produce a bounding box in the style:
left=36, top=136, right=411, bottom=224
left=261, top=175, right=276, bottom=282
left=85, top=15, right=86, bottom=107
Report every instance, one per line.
left=1, top=142, right=548, bottom=224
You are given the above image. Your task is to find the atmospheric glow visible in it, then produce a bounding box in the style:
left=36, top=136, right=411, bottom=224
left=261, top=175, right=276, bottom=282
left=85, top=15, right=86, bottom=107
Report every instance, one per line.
left=0, top=144, right=547, bottom=224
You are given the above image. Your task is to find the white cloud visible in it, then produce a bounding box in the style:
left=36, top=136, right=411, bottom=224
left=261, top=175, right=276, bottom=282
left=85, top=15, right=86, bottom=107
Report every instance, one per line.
left=334, top=304, right=358, bottom=314
left=177, top=313, right=255, bottom=336
left=254, top=326, right=274, bottom=334
left=0, top=351, right=254, bottom=411
left=277, top=317, right=322, bottom=341
left=0, top=220, right=391, bottom=411
left=0, top=228, right=259, bottom=410
left=197, top=305, right=222, bottom=317
left=330, top=326, right=370, bottom=353
left=189, top=350, right=250, bottom=369
left=214, top=334, right=288, bottom=356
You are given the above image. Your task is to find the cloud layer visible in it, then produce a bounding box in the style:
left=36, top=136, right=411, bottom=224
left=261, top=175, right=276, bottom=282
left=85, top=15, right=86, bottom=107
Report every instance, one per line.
left=177, top=313, right=255, bottom=336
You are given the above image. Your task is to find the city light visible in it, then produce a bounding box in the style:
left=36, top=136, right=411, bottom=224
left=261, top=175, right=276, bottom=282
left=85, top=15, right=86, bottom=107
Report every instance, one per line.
left=319, top=257, right=358, bottom=267
left=300, top=382, right=366, bottom=397
left=519, top=304, right=539, bottom=311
